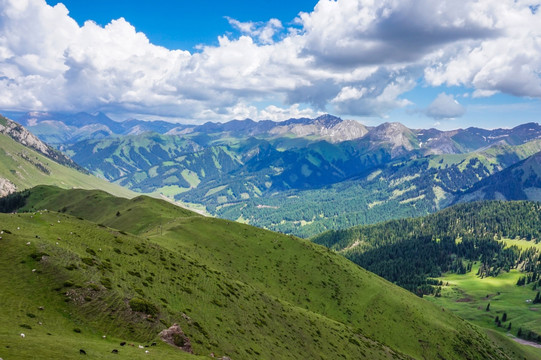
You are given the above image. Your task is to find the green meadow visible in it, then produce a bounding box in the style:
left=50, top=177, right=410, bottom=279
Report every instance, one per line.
left=0, top=186, right=531, bottom=359
left=427, top=260, right=541, bottom=343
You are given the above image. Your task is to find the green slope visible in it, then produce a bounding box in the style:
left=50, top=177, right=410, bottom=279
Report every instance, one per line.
left=311, top=201, right=541, bottom=356
left=0, top=133, right=135, bottom=199
left=0, top=186, right=530, bottom=359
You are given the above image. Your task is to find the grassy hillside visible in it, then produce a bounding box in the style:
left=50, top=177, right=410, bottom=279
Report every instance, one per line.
left=0, top=186, right=528, bottom=359
left=0, top=133, right=135, bottom=199
left=311, top=201, right=541, bottom=354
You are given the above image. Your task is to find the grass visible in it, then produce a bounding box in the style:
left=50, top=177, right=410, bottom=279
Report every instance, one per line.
left=0, top=133, right=134, bottom=199
left=0, top=185, right=529, bottom=359
left=499, top=238, right=541, bottom=251
left=426, top=262, right=541, bottom=349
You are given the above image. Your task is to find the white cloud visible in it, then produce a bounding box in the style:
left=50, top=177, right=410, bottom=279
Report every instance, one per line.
left=425, top=92, right=465, bottom=119
left=332, top=86, right=367, bottom=103
left=472, top=89, right=498, bottom=98
left=424, top=1, right=541, bottom=99
left=0, top=0, right=540, bottom=122
left=226, top=17, right=284, bottom=45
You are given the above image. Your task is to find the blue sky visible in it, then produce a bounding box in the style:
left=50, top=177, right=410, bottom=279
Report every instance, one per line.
left=45, top=0, right=317, bottom=50
left=1, top=0, right=541, bottom=129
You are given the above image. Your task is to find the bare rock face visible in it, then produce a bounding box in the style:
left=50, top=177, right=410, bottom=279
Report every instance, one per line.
left=0, top=177, right=17, bottom=197
left=269, top=115, right=368, bottom=143
left=159, top=323, right=193, bottom=353
left=0, top=115, right=85, bottom=172
left=366, top=122, right=418, bottom=157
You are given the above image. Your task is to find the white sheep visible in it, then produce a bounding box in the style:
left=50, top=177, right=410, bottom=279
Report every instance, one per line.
left=138, top=345, right=144, bottom=349
left=26, top=242, right=31, bottom=245
left=20, top=333, right=25, bottom=338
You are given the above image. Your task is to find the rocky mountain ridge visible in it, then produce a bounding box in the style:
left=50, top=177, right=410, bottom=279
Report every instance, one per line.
left=10, top=111, right=541, bottom=157
left=0, top=115, right=85, bottom=172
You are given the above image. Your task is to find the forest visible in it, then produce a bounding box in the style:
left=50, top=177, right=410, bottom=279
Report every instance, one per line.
left=312, top=201, right=541, bottom=295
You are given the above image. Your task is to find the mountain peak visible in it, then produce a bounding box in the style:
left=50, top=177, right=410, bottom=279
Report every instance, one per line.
left=366, top=122, right=417, bottom=157
left=313, top=114, right=343, bottom=127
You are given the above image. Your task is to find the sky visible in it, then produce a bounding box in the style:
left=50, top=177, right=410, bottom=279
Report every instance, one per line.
left=1, top=0, right=541, bottom=129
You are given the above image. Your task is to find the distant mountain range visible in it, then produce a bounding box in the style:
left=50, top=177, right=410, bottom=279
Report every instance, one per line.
left=3, top=111, right=541, bottom=237
left=0, top=114, right=134, bottom=198
left=13, top=110, right=541, bottom=151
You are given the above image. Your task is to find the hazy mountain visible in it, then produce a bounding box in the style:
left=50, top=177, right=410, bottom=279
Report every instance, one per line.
left=55, top=115, right=541, bottom=237
left=13, top=111, right=183, bottom=144
left=6, top=111, right=541, bottom=237
left=0, top=115, right=134, bottom=198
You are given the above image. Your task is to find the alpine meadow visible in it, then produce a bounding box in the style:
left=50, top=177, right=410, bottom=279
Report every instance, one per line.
left=2, top=0, right=541, bottom=359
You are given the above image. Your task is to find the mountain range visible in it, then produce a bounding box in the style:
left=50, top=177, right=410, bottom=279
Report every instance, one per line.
left=2, top=113, right=541, bottom=358
left=0, top=115, right=134, bottom=199
left=4, top=111, right=541, bottom=237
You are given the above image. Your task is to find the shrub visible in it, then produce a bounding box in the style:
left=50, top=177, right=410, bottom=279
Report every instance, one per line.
left=81, top=257, right=94, bottom=266
left=172, top=332, right=185, bottom=347
left=29, top=252, right=49, bottom=261
left=65, top=263, right=78, bottom=270
left=100, top=277, right=113, bottom=289
left=129, top=298, right=158, bottom=316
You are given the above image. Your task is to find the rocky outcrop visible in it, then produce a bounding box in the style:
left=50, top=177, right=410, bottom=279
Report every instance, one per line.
left=159, top=323, right=193, bottom=353
left=270, top=115, right=368, bottom=142
left=0, top=177, right=17, bottom=197
left=365, top=122, right=418, bottom=157
left=0, top=115, right=86, bottom=172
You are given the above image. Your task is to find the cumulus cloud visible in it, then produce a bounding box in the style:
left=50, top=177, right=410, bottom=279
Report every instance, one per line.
left=0, top=0, right=540, bottom=122
left=226, top=17, right=284, bottom=44
left=425, top=92, right=465, bottom=119
left=299, top=0, right=498, bottom=67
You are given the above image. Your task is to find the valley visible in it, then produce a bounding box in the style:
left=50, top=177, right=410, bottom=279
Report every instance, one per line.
left=2, top=113, right=541, bottom=358
left=8, top=112, right=541, bottom=237
left=2, top=1, right=541, bottom=359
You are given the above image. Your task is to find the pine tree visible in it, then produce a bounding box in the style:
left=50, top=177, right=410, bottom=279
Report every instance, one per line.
left=518, top=327, right=522, bottom=338
left=502, top=312, right=507, bottom=322
left=486, top=303, right=490, bottom=311
left=494, top=315, right=499, bottom=323
left=507, top=322, right=512, bottom=331
left=534, top=291, right=541, bottom=304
